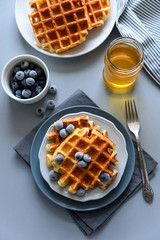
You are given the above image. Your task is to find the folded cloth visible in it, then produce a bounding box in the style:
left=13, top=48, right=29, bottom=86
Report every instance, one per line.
left=116, top=0, right=160, bottom=85
left=14, top=89, right=158, bottom=235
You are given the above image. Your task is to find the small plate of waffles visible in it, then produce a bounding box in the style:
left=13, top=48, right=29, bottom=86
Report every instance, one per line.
left=39, top=112, right=128, bottom=202
left=30, top=106, right=135, bottom=211
left=15, top=0, right=116, bottom=57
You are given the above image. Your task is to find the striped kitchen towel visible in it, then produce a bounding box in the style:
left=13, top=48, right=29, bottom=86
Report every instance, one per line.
left=116, top=0, right=160, bottom=85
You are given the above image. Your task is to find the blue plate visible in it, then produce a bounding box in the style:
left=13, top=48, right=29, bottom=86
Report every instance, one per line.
left=30, top=106, right=135, bottom=211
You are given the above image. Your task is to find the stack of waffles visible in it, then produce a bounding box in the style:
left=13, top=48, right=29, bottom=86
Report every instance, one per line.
left=45, top=115, right=118, bottom=195
left=28, top=0, right=111, bottom=53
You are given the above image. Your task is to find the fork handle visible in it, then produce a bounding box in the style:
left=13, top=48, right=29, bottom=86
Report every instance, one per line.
left=136, top=137, right=154, bottom=202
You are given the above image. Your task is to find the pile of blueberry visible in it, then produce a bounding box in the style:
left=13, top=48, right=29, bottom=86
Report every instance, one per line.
left=75, top=152, right=91, bottom=168
left=10, top=60, right=46, bottom=99
left=55, top=120, right=75, bottom=138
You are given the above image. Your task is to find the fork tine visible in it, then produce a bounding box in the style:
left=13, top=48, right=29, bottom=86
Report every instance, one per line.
left=133, top=99, right=139, bottom=121
left=130, top=100, right=135, bottom=122
left=128, top=100, right=132, bottom=122
left=125, top=101, right=129, bottom=122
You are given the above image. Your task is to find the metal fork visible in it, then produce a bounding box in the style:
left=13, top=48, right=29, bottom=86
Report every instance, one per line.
left=125, top=100, right=154, bottom=202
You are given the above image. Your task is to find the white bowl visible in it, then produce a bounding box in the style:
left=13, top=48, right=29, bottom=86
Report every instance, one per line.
left=1, top=54, right=49, bottom=104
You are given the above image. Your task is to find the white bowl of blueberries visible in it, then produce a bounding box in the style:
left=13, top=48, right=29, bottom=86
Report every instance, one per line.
left=1, top=54, right=49, bottom=104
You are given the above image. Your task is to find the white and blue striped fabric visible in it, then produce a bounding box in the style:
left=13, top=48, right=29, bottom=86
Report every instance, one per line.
left=116, top=0, right=160, bottom=85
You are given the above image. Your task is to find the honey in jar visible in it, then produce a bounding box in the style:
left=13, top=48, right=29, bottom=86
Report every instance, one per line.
left=103, top=37, right=144, bottom=92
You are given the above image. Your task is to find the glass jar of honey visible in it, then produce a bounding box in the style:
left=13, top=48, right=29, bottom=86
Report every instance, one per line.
left=103, top=37, right=144, bottom=92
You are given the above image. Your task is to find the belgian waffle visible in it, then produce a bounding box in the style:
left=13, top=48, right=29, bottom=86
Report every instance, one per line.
left=47, top=127, right=118, bottom=194
left=28, top=0, right=111, bottom=53
left=46, top=115, right=100, bottom=166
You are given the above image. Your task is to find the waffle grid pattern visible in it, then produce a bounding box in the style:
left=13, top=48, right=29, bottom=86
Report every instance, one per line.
left=51, top=127, right=118, bottom=193
left=28, top=0, right=111, bottom=53
left=46, top=115, right=99, bottom=155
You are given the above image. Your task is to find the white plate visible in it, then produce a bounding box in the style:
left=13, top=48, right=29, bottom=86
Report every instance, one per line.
left=15, top=0, right=117, bottom=58
left=39, top=112, right=128, bottom=202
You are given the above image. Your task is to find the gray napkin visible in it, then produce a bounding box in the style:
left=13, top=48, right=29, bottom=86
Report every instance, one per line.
left=14, top=89, right=158, bottom=235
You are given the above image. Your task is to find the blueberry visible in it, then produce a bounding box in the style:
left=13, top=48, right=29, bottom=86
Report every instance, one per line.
left=35, top=107, right=45, bottom=116
left=54, top=154, right=64, bottom=164
left=24, top=69, right=30, bottom=77
left=39, top=75, right=46, bottom=81
left=59, top=128, right=68, bottom=138
left=76, top=188, right=86, bottom=197
left=10, top=81, right=19, bottom=91
left=26, top=77, right=35, bottom=86
left=100, top=172, right=110, bottom=183
left=39, top=80, right=46, bottom=88
left=49, top=170, right=60, bottom=181
left=46, top=99, right=55, bottom=110
left=29, top=70, right=37, bottom=78
left=29, top=62, right=36, bottom=70
left=55, top=120, right=63, bottom=131
left=15, top=90, right=22, bottom=98
left=83, top=154, right=91, bottom=163
left=35, top=85, right=42, bottom=95
left=21, top=78, right=27, bottom=87
left=13, top=66, right=21, bottom=74
left=22, top=89, right=31, bottom=98
left=21, top=60, right=29, bottom=70
left=77, top=160, right=87, bottom=168
left=31, top=91, right=36, bottom=98
left=66, top=124, right=75, bottom=133
left=48, top=85, right=57, bottom=95
left=75, top=152, right=83, bottom=161
left=15, top=71, right=25, bottom=80
left=35, top=67, right=44, bottom=77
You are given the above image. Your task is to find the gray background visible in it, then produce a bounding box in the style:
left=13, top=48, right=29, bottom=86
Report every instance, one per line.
left=0, top=0, right=160, bottom=239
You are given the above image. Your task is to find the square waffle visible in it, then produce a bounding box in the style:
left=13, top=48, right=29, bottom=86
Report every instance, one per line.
left=28, top=0, right=111, bottom=53
left=47, top=127, right=118, bottom=194
left=46, top=115, right=100, bottom=166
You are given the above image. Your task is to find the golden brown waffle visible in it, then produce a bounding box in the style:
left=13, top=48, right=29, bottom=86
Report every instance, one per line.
left=28, top=0, right=111, bottom=53
left=46, top=115, right=100, bottom=166
left=47, top=127, right=118, bottom=194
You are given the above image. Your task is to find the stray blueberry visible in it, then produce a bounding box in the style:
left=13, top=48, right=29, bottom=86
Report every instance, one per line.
left=48, top=85, right=57, bottom=95
left=75, top=152, right=83, bottom=161
left=100, top=172, right=110, bottom=183
left=21, top=60, right=29, bottom=70
left=54, top=154, right=64, bottom=164
left=29, top=70, right=37, bottom=78
left=76, top=188, right=86, bottom=197
left=35, top=107, right=45, bottom=117
left=15, top=71, right=25, bottom=81
left=46, top=99, right=55, bottom=110
left=77, top=160, right=87, bottom=168
left=55, top=120, right=63, bottom=131
left=49, top=170, right=60, bottom=181
left=26, top=77, right=35, bottom=86
left=66, top=124, right=75, bottom=133
left=22, top=89, right=32, bottom=98
left=83, top=154, right=91, bottom=163
left=59, top=128, right=68, bottom=138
